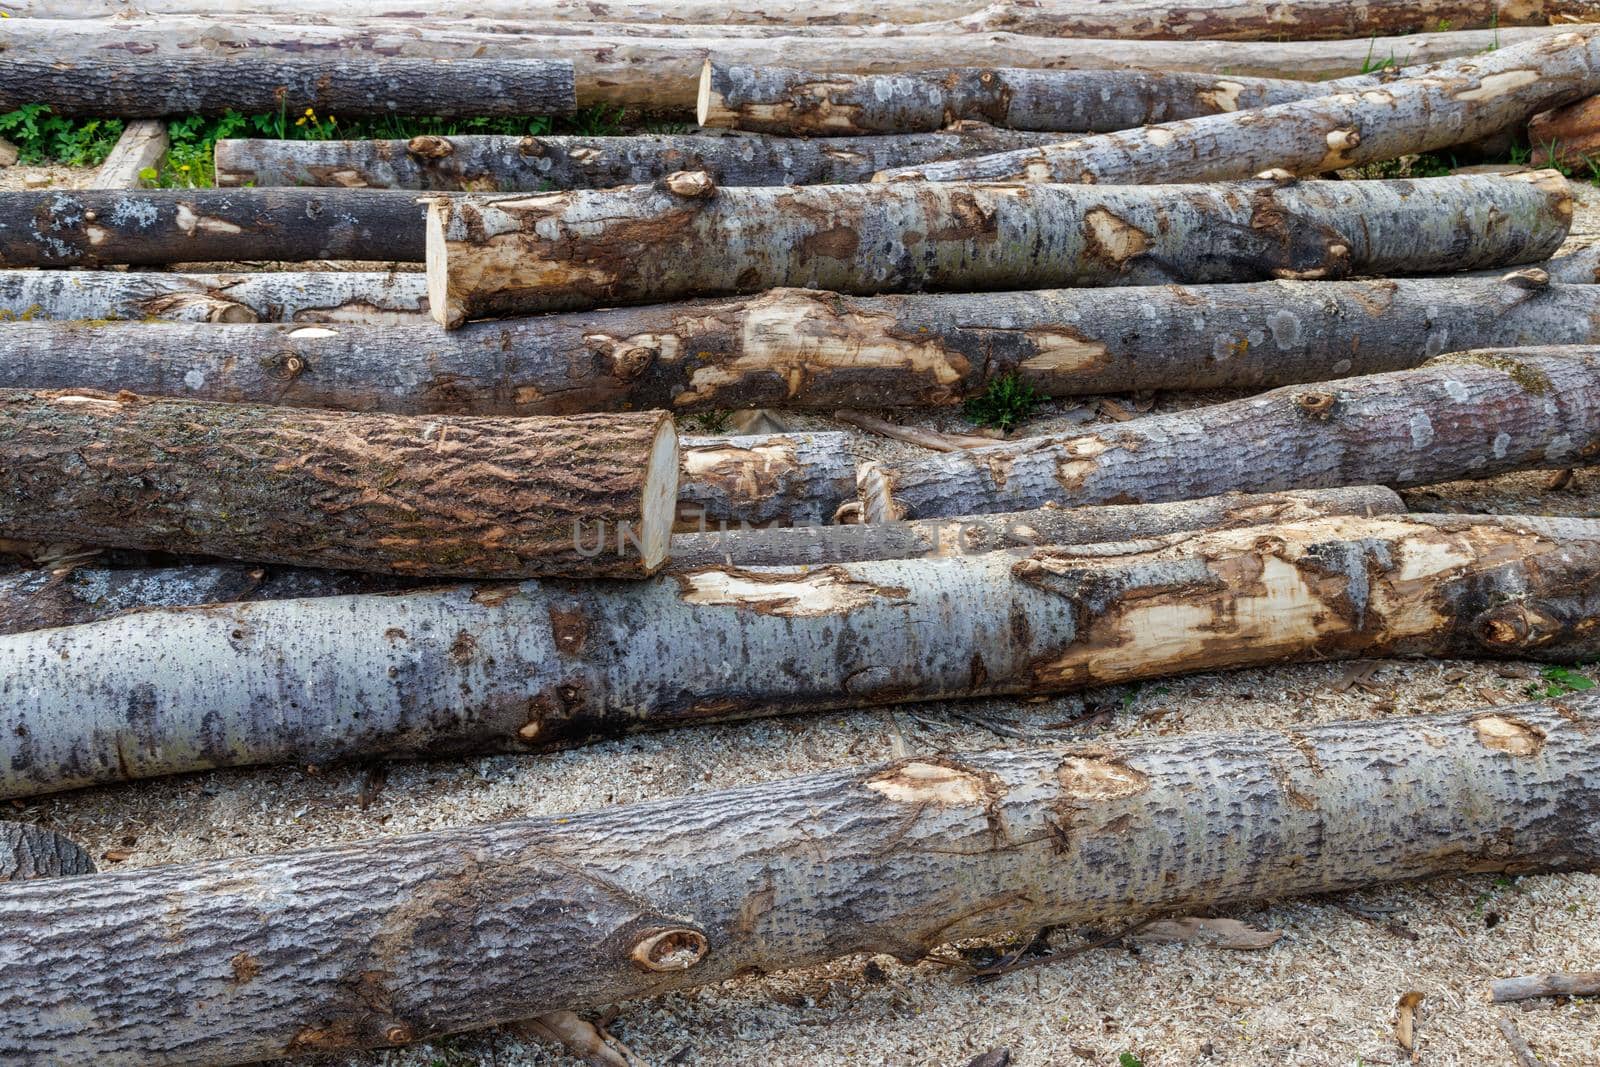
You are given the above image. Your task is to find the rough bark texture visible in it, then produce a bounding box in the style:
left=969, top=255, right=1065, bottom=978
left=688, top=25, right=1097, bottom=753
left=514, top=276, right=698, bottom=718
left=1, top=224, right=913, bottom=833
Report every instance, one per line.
left=425, top=172, right=1569, bottom=325
left=213, top=128, right=1067, bottom=190
left=858, top=347, right=1600, bottom=522
left=669, top=486, right=1404, bottom=569
left=0, top=270, right=429, bottom=324
left=678, top=432, right=854, bottom=527
left=0, top=822, right=94, bottom=881
left=3, top=513, right=1600, bottom=799
left=0, top=0, right=983, bottom=20
left=876, top=31, right=1600, bottom=183
left=0, top=390, right=678, bottom=579
left=89, top=120, right=169, bottom=190
left=1490, top=973, right=1600, bottom=1002
left=0, top=19, right=1559, bottom=109
left=13, top=278, right=1600, bottom=413
left=1530, top=94, right=1600, bottom=166
left=0, top=701, right=1597, bottom=1067
left=698, top=64, right=1327, bottom=136
left=0, top=56, right=575, bottom=118
left=0, top=189, right=433, bottom=267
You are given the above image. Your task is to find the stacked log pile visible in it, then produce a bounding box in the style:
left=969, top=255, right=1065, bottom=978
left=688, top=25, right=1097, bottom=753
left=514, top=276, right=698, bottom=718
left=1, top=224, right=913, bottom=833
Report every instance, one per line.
left=1, top=4, right=1598, bottom=1066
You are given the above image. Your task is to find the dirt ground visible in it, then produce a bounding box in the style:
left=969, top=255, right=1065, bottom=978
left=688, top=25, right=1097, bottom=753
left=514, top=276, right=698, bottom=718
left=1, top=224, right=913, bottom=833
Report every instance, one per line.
left=7, top=174, right=1600, bottom=1067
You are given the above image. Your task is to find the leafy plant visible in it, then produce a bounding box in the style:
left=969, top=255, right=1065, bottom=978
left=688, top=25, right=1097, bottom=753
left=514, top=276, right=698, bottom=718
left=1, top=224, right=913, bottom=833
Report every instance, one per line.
left=0, top=105, right=123, bottom=166
left=1525, top=665, right=1596, bottom=699
left=964, top=374, right=1042, bottom=432
left=1119, top=1054, right=1146, bottom=1067
left=1359, top=39, right=1397, bottom=74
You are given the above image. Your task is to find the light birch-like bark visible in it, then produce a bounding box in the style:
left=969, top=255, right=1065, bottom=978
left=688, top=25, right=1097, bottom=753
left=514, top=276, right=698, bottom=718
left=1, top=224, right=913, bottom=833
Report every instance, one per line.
left=88, top=120, right=168, bottom=190
left=0, top=57, right=575, bottom=118
left=2, top=513, right=1600, bottom=799
left=1490, top=973, right=1600, bottom=1002
left=0, top=697, right=1597, bottom=1065
left=0, top=19, right=1560, bottom=109
left=213, top=128, right=1067, bottom=190
left=678, top=432, right=855, bottom=527
left=858, top=347, right=1600, bottom=521
left=0, top=270, right=429, bottom=324
left=875, top=31, right=1600, bottom=183
left=0, top=391, right=679, bottom=579
left=10, top=278, right=1600, bottom=412
left=424, top=172, right=1570, bottom=325
left=0, top=189, right=433, bottom=267
left=0, top=822, right=95, bottom=881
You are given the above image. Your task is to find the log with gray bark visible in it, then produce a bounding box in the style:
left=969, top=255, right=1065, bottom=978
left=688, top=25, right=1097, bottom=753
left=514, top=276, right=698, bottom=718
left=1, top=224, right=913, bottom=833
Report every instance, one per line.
left=858, top=347, right=1600, bottom=522
left=0, top=487, right=1403, bottom=635
left=1, top=701, right=1598, bottom=1067
left=0, top=390, right=679, bottom=579
left=4, top=512, right=1600, bottom=798
left=13, top=276, right=1600, bottom=412
left=0, top=19, right=1560, bottom=109
left=0, top=822, right=94, bottom=882
left=0, top=270, right=429, bottom=324
left=1490, top=972, right=1600, bottom=1002
left=875, top=30, right=1600, bottom=183
left=213, top=127, right=1067, bottom=190
left=678, top=432, right=854, bottom=527
left=424, top=171, right=1570, bottom=326
left=0, top=189, right=434, bottom=267
left=0, top=56, right=575, bottom=118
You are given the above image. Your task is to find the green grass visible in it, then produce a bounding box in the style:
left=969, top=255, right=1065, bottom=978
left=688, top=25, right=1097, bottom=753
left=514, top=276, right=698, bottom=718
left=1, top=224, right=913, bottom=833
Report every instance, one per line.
left=0, top=105, right=123, bottom=167
left=964, top=373, right=1043, bottom=433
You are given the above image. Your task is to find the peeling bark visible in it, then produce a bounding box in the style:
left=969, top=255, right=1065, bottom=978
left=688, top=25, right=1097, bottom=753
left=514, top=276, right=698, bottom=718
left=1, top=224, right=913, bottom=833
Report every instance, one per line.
left=0, top=19, right=1560, bottom=110
left=678, top=432, right=855, bottom=527
left=1531, top=94, right=1600, bottom=167
left=0, top=391, right=678, bottom=578
left=12, top=278, right=1600, bottom=412
left=0, top=270, right=428, bottom=324
left=0, top=189, right=434, bottom=267
left=0, top=56, right=575, bottom=118
left=875, top=31, right=1600, bottom=183
left=424, top=173, right=1569, bottom=325
left=0, top=822, right=94, bottom=881
left=213, top=128, right=1067, bottom=190
left=4, top=513, right=1600, bottom=798
left=858, top=347, right=1600, bottom=522
left=0, top=700, right=1597, bottom=1066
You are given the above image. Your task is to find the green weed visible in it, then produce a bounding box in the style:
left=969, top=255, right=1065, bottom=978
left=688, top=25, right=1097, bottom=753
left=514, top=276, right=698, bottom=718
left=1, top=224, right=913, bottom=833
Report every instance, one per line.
left=0, top=105, right=123, bottom=166
left=1524, top=665, right=1596, bottom=700
left=964, top=373, right=1042, bottom=433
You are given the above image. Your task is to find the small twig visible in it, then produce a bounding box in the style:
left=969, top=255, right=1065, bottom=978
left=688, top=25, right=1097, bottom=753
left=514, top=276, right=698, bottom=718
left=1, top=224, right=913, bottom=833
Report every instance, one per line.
left=834, top=409, right=996, bottom=452
left=967, top=918, right=1154, bottom=981
left=1491, top=969, right=1600, bottom=1003
left=1496, top=1017, right=1540, bottom=1067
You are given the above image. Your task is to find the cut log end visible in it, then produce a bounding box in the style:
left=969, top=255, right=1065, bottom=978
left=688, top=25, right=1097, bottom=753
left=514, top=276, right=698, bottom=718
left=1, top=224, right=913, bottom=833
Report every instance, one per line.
left=641, top=416, right=681, bottom=573
left=425, top=199, right=461, bottom=329
left=696, top=58, right=721, bottom=128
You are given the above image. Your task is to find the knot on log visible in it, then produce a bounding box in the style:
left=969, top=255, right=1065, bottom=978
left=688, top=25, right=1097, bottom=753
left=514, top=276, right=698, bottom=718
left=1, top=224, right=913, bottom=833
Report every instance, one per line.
left=630, top=927, right=709, bottom=972
left=516, top=136, right=549, bottom=158
left=1291, top=391, right=1338, bottom=419
left=662, top=170, right=716, bottom=199
left=406, top=135, right=453, bottom=160
left=1253, top=167, right=1299, bottom=185
left=1473, top=600, right=1564, bottom=651
left=263, top=352, right=308, bottom=381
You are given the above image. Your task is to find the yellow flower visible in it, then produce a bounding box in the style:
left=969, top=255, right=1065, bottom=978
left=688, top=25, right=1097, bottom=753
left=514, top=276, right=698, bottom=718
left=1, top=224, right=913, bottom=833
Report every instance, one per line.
left=179, top=164, right=190, bottom=171
left=295, top=117, right=306, bottom=126
left=327, top=115, right=336, bottom=125
left=304, top=107, right=315, bottom=116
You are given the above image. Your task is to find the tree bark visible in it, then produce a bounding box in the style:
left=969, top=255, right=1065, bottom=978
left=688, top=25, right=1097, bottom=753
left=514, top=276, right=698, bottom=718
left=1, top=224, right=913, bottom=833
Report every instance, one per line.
left=0, top=19, right=1561, bottom=109
left=875, top=30, right=1600, bottom=183
left=698, top=63, right=1329, bottom=136
left=213, top=128, right=1068, bottom=190
left=858, top=347, right=1600, bottom=522
left=0, top=391, right=678, bottom=579
left=3, top=512, right=1600, bottom=799
left=0, top=698, right=1597, bottom=1067
left=1530, top=94, right=1600, bottom=167
left=1490, top=972, right=1600, bottom=1002
left=0, top=822, right=94, bottom=881
left=0, top=0, right=985, bottom=20
left=11, top=277, right=1600, bottom=413
left=0, top=270, right=429, bottom=324
left=424, top=172, right=1570, bottom=326
left=0, top=56, right=575, bottom=119
left=0, top=189, right=433, bottom=267
left=88, top=120, right=168, bottom=190
left=678, top=432, right=854, bottom=527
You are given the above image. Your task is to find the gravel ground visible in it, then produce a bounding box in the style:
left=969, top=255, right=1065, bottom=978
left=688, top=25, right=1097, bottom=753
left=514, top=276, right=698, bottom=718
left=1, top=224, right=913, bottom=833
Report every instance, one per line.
left=6, top=172, right=1600, bottom=1067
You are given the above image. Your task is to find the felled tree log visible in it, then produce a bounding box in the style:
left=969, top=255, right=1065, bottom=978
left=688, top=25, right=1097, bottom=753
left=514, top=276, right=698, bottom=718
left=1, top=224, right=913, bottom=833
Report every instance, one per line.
left=678, top=432, right=854, bottom=527
left=1, top=703, right=1598, bottom=1067
left=876, top=30, right=1600, bottom=183
left=697, top=63, right=1327, bottom=136
left=1, top=19, right=1559, bottom=109
left=0, top=190, right=434, bottom=267
left=1531, top=94, right=1600, bottom=166
left=4, top=512, right=1600, bottom=799
left=0, top=391, right=678, bottom=578
left=424, top=172, right=1569, bottom=325
left=858, top=347, right=1600, bottom=522
left=0, top=270, right=429, bottom=324
left=0, top=56, right=575, bottom=118
left=2, top=0, right=982, bottom=21
left=88, top=120, right=169, bottom=190
left=13, top=278, right=1600, bottom=412
left=1491, top=972, right=1600, bottom=1002
left=213, top=127, right=1066, bottom=190
left=0, top=822, right=94, bottom=881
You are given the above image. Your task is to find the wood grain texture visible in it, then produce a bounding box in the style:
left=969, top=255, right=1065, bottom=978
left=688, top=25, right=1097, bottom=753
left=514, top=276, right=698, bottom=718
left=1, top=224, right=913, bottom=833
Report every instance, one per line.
left=0, top=270, right=429, bottom=323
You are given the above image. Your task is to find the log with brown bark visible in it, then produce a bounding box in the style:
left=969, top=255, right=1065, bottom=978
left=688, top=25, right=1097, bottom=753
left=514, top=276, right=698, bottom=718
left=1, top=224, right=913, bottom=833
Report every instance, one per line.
left=678, top=432, right=854, bottom=527
left=0, top=189, right=433, bottom=267
left=1530, top=94, right=1600, bottom=166
left=0, top=270, right=429, bottom=324
left=0, top=391, right=678, bottom=579
left=1, top=698, right=1598, bottom=1067
left=12, top=277, right=1600, bottom=412
left=1490, top=972, right=1600, bottom=1002
left=0, top=19, right=1561, bottom=110
left=423, top=172, right=1570, bottom=325
left=0, top=822, right=94, bottom=882
left=858, top=347, right=1600, bottom=522
left=213, top=127, right=1067, bottom=190
left=875, top=30, right=1600, bottom=183
left=4, top=512, right=1600, bottom=798
left=0, top=56, right=575, bottom=118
